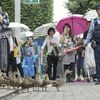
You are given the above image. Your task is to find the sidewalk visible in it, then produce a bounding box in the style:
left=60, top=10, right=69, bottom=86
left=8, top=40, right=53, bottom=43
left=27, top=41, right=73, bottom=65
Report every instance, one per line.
left=1, top=82, right=100, bottom=100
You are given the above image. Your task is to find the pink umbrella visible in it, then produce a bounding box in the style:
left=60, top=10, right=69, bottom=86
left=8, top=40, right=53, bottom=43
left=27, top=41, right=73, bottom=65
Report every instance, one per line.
left=56, top=16, right=88, bottom=35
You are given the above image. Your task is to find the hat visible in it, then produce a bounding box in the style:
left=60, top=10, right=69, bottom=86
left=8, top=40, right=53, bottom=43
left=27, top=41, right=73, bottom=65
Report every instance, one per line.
left=25, top=48, right=32, bottom=54
left=96, top=2, right=100, bottom=10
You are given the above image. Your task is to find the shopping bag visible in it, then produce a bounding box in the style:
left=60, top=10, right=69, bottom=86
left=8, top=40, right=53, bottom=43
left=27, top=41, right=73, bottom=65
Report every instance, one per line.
left=85, top=43, right=96, bottom=68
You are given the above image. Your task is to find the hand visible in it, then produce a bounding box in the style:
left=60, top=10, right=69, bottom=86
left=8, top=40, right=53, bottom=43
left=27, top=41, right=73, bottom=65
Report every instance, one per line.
left=0, top=15, right=3, bottom=22
left=13, top=43, right=17, bottom=48
left=83, top=44, right=87, bottom=49
left=50, top=42, right=56, bottom=47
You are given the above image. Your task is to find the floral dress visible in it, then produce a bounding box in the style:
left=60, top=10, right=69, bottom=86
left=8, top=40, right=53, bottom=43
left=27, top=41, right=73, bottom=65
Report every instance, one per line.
left=61, top=37, right=76, bottom=65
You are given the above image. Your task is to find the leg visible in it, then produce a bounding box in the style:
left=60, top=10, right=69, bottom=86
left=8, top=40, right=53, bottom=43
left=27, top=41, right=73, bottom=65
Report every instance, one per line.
left=64, top=65, right=71, bottom=82
left=17, top=63, right=24, bottom=77
left=69, top=62, right=75, bottom=80
left=47, top=55, right=53, bottom=80
left=12, top=58, right=17, bottom=73
left=94, top=45, right=100, bottom=83
left=52, top=56, right=58, bottom=80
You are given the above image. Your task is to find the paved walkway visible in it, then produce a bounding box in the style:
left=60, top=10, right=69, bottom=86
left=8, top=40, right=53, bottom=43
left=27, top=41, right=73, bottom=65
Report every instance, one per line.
left=0, top=82, right=100, bottom=100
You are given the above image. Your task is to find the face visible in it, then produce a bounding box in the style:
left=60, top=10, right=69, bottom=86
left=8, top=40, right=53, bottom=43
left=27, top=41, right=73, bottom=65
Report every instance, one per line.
left=49, top=30, right=55, bottom=37
left=77, top=38, right=82, bottom=43
left=63, top=25, right=70, bottom=35
left=27, top=51, right=31, bottom=56
left=96, top=9, right=100, bottom=17
left=28, top=37, right=33, bottom=44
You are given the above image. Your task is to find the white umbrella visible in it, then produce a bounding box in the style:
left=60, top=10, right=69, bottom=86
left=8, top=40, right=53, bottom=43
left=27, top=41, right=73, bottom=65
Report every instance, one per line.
left=33, top=22, right=57, bottom=37
left=84, top=10, right=98, bottom=21
left=18, top=31, right=33, bottom=40
left=9, top=22, right=30, bottom=31
left=17, top=39, right=25, bottom=46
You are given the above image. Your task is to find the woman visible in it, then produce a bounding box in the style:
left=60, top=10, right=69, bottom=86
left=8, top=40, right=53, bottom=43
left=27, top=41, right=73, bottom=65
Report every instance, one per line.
left=41, top=27, right=59, bottom=80
left=60, top=23, right=76, bottom=82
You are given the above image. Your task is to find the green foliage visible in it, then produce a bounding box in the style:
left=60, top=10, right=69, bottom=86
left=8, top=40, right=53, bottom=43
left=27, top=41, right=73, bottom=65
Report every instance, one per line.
left=1, top=0, right=15, bottom=22
left=1, top=0, right=53, bottom=31
left=65, top=0, right=99, bottom=14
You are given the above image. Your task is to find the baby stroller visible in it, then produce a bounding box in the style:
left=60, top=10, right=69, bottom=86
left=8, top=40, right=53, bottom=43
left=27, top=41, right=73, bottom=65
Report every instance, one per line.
left=84, top=43, right=96, bottom=82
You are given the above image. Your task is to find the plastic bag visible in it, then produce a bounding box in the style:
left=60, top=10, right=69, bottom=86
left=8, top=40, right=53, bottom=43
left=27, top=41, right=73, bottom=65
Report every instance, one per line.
left=85, top=43, right=96, bottom=68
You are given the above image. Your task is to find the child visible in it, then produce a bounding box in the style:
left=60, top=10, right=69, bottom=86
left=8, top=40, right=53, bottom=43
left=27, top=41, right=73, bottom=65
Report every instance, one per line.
left=76, top=37, right=85, bottom=81
left=22, top=48, right=35, bottom=78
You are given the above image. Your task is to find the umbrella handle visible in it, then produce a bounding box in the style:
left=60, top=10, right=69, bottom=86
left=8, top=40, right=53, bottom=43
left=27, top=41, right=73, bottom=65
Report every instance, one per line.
left=64, top=45, right=82, bottom=54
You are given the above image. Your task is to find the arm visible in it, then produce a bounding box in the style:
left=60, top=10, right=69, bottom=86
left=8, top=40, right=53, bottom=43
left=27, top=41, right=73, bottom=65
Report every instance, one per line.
left=22, top=58, right=26, bottom=68
left=60, top=34, right=64, bottom=44
left=13, top=37, right=18, bottom=47
left=84, top=19, right=94, bottom=44
left=41, top=37, right=47, bottom=50
left=33, top=42, right=38, bottom=55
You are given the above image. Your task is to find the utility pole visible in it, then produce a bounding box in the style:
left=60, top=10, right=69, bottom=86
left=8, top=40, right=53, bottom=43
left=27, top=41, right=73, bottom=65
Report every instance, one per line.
left=15, top=0, right=20, bottom=22
left=15, top=0, right=21, bottom=37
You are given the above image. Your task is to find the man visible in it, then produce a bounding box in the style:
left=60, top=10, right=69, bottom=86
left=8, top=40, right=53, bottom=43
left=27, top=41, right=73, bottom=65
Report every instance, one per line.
left=6, top=29, right=18, bottom=76
left=0, top=6, right=9, bottom=72
left=84, top=2, right=100, bottom=84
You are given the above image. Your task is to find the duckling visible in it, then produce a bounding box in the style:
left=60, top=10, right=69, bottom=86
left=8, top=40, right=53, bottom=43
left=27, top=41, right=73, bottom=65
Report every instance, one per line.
left=9, top=72, right=19, bottom=89
left=34, top=73, right=43, bottom=91
left=0, top=71, right=5, bottom=88
left=41, top=74, right=50, bottom=91
left=16, top=76, right=24, bottom=90
left=51, top=76, right=64, bottom=91
left=21, top=77, right=33, bottom=93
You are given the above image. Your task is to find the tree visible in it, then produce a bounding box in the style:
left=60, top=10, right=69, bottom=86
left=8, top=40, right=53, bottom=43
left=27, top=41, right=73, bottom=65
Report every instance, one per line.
left=1, top=0, right=53, bottom=31
left=65, top=0, right=99, bottom=14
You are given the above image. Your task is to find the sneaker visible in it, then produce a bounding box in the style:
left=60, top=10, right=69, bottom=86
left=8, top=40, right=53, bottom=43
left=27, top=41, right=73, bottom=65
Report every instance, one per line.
left=95, top=80, right=100, bottom=85
left=80, top=77, right=85, bottom=82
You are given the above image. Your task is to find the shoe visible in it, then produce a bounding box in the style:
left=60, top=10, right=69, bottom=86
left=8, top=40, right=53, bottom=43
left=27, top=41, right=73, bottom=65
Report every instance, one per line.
left=80, top=77, right=85, bottom=82
left=95, top=80, right=100, bottom=85
left=75, top=77, right=81, bottom=82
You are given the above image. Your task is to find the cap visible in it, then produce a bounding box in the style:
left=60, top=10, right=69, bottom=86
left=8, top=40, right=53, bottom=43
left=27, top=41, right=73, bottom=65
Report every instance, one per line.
left=96, top=2, right=100, bottom=10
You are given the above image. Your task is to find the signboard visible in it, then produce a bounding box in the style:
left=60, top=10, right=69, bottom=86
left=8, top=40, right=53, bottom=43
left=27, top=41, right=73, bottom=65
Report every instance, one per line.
left=23, top=0, right=40, bottom=4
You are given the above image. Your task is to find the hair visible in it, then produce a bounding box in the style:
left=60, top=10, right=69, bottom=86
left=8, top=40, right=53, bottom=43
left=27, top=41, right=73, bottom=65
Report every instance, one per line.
left=27, top=36, right=33, bottom=40
left=63, top=23, right=72, bottom=36
left=95, top=2, right=100, bottom=10
left=47, top=27, right=55, bottom=35
left=5, top=28, right=12, bottom=32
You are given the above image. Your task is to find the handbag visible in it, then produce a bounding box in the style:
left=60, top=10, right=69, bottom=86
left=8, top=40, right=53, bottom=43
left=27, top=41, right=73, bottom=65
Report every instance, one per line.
left=51, top=46, right=60, bottom=57
left=91, top=40, right=97, bottom=49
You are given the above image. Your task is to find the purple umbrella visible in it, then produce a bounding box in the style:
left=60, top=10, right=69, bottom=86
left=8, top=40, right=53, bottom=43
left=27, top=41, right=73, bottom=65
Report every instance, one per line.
left=56, top=16, right=88, bottom=35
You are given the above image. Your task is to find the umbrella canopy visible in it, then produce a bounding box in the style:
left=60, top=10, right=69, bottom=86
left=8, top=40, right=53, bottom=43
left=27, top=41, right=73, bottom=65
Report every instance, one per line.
left=17, top=39, right=25, bottom=46
left=84, top=10, right=98, bottom=21
left=33, top=22, right=57, bottom=37
left=56, top=16, right=88, bottom=35
left=9, top=22, right=30, bottom=31
left=18, top=31, right=33, bottom=40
